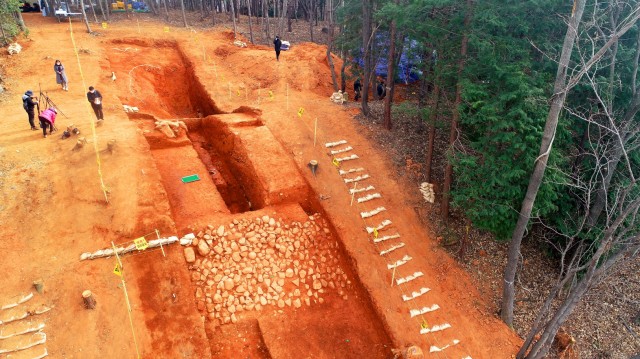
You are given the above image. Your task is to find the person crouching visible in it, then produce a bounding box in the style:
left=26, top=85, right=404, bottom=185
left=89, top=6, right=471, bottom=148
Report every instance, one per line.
left=38, top=107, right=57, bottom=138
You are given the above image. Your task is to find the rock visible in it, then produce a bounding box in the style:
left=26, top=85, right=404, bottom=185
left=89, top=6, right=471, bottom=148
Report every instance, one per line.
left=213, top=293, right=223, bottom=303
left=230, top=313, right=238, bottom=323
left=232, top=252, right=241, bottom=262
left=292, top=278, right=300, bottom=287
left=269, top=218, right=276, bottom=226
left=213, top=245, right=223, bottom=254
left=313, top=280, right=322, bottom=290
left=304, top=298, right=311, bottom=306
left=260, top=296, right=267, bottom=306
left=242, top=266, right=253, bottom=274
left=299, top=270, right=307, bottom=279
left=195, top=287, right=203, bottom=299
left=228, top=305, right=236, bottom=313
left=197, top=240, right=211, bottom=256
left=285, top=298, right=292, bottom=307
left=285, top=268, right=294, bottom=278
left=236, top=285, right=246, bottom=294
left=217, top=225, right=225, bottom=237
left=293, top=298, right=301, bottom=308
left=184, top=247, right=196, bottom=263
left=277, top=299, right=285, bottom=308
left=224, top=278, right=235, bottom=290
left=248, top=251, right=257, bottom=260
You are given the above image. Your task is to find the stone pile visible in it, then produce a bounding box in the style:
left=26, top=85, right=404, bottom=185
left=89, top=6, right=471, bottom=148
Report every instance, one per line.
left=185, top=213, right=352, bottom=325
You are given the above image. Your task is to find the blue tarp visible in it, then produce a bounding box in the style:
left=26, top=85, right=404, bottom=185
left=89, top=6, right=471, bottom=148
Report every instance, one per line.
left=354, top=33, right=424, bottom=84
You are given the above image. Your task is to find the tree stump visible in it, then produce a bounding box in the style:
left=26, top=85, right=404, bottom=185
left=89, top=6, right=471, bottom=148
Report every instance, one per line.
left=107, top=139, right=116, bottom=153
left=73, top=137, right=87, bottom=151
left=82, top=290, right=96, bottom=309
left=33, top=279, right=44, bottom=294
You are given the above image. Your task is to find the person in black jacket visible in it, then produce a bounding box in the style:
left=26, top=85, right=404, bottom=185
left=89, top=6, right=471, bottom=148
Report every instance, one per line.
left=86, top=86, right=104, bottom=122
left=377, top=80, right=386, bottom=100
left=22, top=90, right=38, bottom=130
left=354, top=78, right=362, bottom=101
left=273, top=36, right=282, bottom=61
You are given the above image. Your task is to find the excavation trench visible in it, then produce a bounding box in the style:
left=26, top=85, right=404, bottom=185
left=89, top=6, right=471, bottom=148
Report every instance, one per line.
left=107, top=39, right=392, bottom=358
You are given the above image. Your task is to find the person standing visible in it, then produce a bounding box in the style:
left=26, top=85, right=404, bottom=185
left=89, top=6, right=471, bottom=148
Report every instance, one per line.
left=273, top=36, right=282, bottom=61
left=86, top=86, right=104, bottom=122
left=22, top=90, right=38, bottom=131
left=354, top=78, right=362, bottom=101
left=54, top=60, right=68, bottom=91
left=377, top=79, right=386, bottom=100
left=38, top=107, right=57, bottom=138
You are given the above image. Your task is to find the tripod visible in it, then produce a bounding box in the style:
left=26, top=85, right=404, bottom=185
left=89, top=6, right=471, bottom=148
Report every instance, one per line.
left=37, top=87, right=67, bottom=132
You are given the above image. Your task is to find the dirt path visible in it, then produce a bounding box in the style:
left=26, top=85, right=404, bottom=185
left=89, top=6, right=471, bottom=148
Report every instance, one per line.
left=0, top=14, right=521, bottom=358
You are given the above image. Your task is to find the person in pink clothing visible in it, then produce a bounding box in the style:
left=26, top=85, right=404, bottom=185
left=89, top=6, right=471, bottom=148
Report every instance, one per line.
left=38, top=107, right=57, bottom=138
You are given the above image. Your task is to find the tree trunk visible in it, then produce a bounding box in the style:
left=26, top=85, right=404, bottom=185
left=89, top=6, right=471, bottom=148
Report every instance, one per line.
left=15, top=11, right=27, bottom=32
left=265, top=0, right=270, bottom=39
left=230, top=0, right=237, bottom=37
left=163, top=0, right=169, bottom=21
left=382, top=4, right=398, bottom=130
left=180, top=0, right=188, bottom=27
left=308, top=1, right=314, bottom=42
left=247, top=0, right=254, bottom=44
left=501, top=0, right=587, bottom=326
left=360, top=0, right=372, bottom=116
left=441, top=0, right=472, bottom=222
left=80, top=0, right=93, bottom=33
left=425, top=82, right=440, bottom=183
left=104, top=0, right=111, bottom=21
left=97, top=0, right=107, bottom=21
left=88, top=0, right=98, bottom=23
left=124, top=0, right=130, bottom=19
left=340, top=54, right=347, bottom=92
left=280, top=0, right=288, bottom=36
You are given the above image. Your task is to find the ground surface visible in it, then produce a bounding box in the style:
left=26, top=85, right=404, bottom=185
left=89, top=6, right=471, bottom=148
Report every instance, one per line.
left=0, top=14, right=522, bottom=358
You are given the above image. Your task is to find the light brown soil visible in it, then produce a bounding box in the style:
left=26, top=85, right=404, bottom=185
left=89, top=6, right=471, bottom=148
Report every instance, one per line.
left=0, top=14, right=521, bottom=358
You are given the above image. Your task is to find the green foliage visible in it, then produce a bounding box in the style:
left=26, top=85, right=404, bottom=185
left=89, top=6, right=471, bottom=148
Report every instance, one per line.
left=450, top=0, right=570, bottom=239
left=0, top=0, right=23, bottom=45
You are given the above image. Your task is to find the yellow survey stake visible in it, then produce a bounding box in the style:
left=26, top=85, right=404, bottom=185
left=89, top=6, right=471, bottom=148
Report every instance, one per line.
left=332, top=157, right=340, bottom=167
left=113, top=263, right=122, bottom=277
left=297, top=107, right=304, bottom=117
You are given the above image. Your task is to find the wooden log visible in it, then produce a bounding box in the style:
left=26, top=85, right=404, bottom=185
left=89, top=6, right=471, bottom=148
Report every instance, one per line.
left=82, top=290, right=96, bottom=309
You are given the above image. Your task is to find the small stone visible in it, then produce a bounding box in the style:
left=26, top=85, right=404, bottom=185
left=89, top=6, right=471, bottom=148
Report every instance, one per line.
left=313, top=280, right=322, bottom=290
left=213, top=245, right=223, bottom=254
left=195, top=287, right=203, bottom=299
left=293, top=298, right=301, bottom=308
left=224, top=278, right=235, bottom=290
left=197, top=240, right=211, bottom=256
left=228, top=305, right=236, bottom=313
left=318, top=297, right=324, bottom=304
left=269, top=218, right=275, bottom=226
left=285, top=298, right=292, bottom=307
left=292, top=278, right=300, bottom=287
left=213, top=293, right=222, bottom=303
left=299, top=270, right=307, bottom=279
left=285, top=268, right=294, bottom=278
left=217, top=225, right=225, bottom=237
left=242, top=266, right=253, bottom=274
left=260, top=297, right=267, bottom=306
left=277, top=299, right=285, bottom=308
left=304, top=298, right=311, bottom=306
left=232, top=252, right=241, bottom=262
left=231, top=313, right=237, bottom=323
left=184, top=247, right=196, bottom=263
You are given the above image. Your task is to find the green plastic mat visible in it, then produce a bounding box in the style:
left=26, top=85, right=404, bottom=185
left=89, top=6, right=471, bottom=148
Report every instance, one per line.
left=181, top=174, right=200, bottom=183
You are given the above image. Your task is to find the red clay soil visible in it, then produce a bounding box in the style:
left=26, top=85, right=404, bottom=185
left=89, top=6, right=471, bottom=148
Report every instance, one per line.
left=0, top=14, right=521, bottom=358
